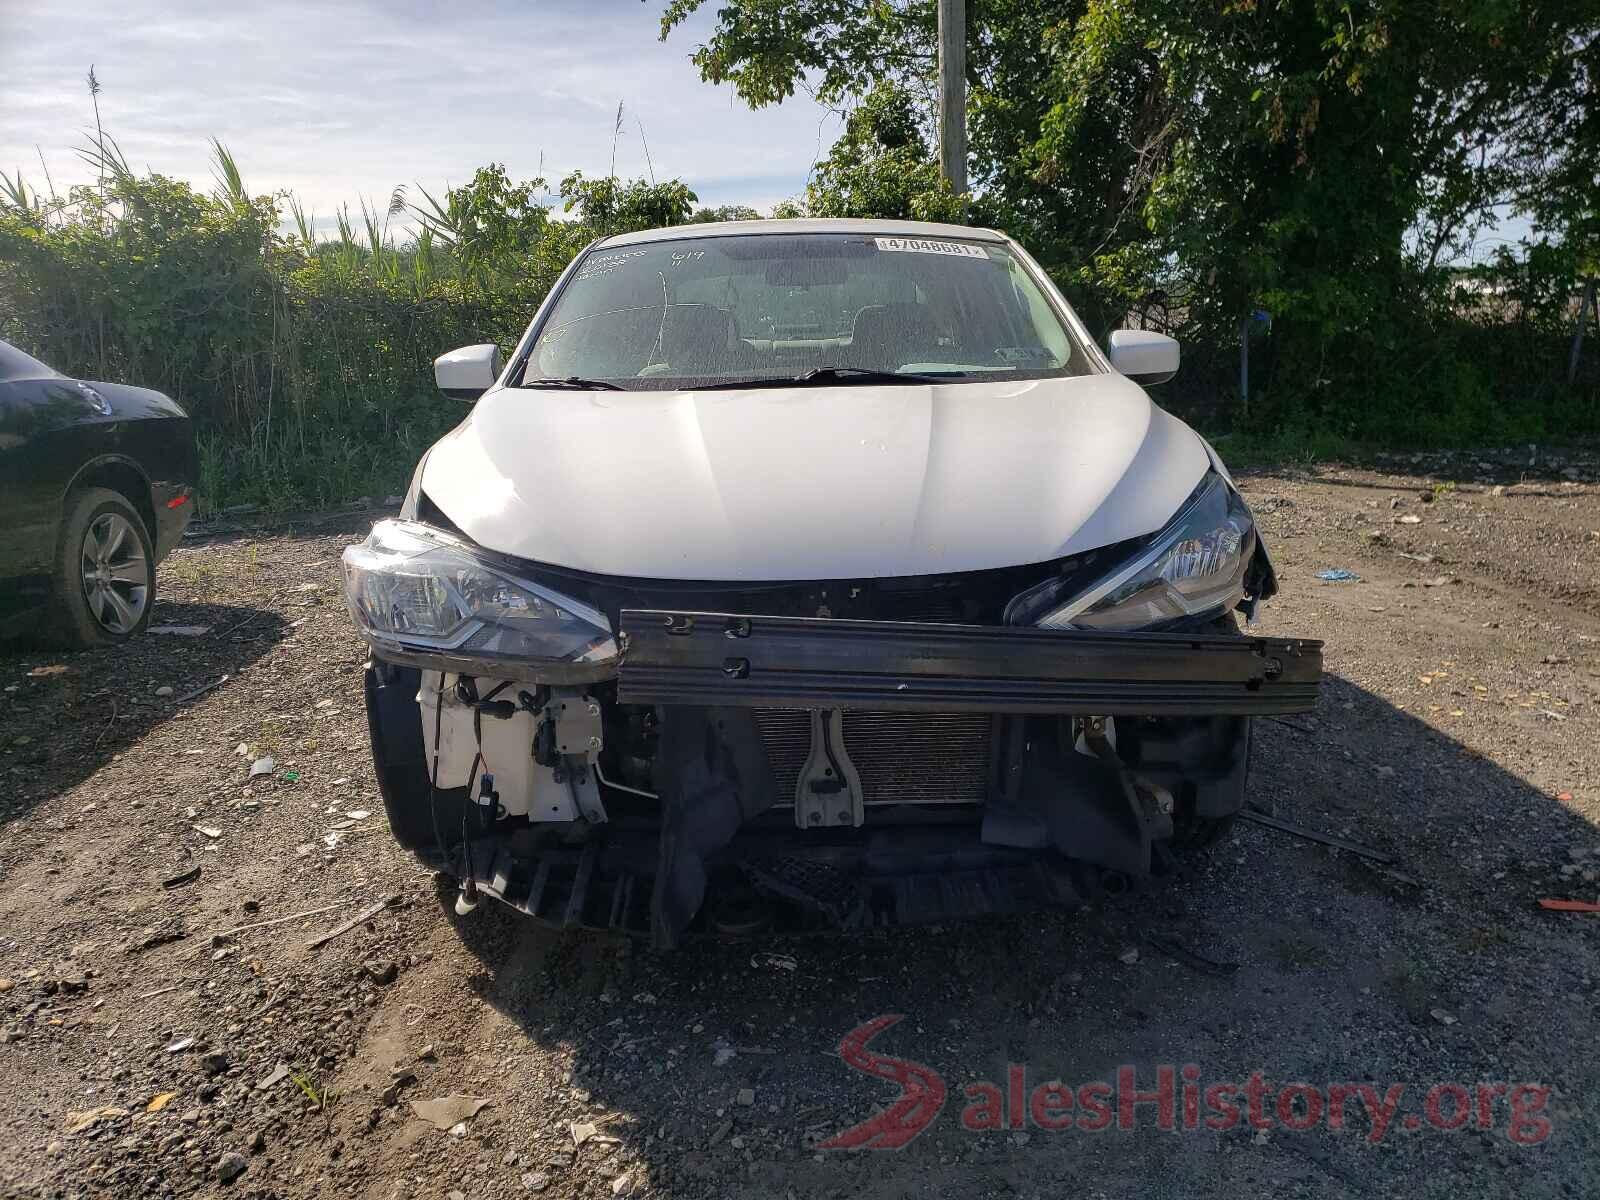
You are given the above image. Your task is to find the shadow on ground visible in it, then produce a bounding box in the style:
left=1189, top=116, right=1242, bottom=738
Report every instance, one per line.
left=0, top=600, right=289, bottom=826
left=431, top=672, right=1596, bottom=1196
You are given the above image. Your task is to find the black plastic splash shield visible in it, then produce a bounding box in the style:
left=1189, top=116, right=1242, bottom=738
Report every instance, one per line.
left=617, top=610, right=1321, bottom=715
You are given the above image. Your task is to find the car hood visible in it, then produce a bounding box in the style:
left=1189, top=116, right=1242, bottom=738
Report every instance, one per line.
left=420, top=373, right=1210, bottom=581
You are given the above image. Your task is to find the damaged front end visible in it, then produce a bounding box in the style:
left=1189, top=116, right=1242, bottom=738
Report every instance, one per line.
left=353, top=522, right=1320, bottom=947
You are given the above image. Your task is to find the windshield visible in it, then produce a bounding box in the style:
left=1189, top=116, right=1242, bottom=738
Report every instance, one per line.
left=520, top=232, right=1093, bottom=390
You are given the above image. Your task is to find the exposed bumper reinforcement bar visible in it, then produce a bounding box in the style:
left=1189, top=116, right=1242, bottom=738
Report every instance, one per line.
left=618, top=610, right=1321, bottom=715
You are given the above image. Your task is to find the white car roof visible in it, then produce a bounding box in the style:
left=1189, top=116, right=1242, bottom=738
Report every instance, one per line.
left=597, top=217, right=1009, bottom=248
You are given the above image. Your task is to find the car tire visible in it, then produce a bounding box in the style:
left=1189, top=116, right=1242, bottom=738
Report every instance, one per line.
left=53, top=487, right=156, bottom=647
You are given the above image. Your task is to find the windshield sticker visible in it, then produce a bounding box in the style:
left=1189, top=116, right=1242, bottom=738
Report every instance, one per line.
left=874, top=237, right=989, bottom=259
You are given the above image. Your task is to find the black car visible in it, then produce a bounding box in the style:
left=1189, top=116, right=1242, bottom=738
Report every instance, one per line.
left=0, top=338, right=197, bottom=645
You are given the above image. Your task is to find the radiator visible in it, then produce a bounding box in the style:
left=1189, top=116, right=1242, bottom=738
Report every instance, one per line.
left=753, top=709, right=992, bottom=807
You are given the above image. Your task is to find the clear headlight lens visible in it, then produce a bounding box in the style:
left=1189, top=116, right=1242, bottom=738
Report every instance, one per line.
left=341, top=520, right=617, bottom=677
left=1025, top=474, right=1256, bottom=631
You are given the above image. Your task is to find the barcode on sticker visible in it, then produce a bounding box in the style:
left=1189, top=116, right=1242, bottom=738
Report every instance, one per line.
left=874, top=237, right=989, bottom=259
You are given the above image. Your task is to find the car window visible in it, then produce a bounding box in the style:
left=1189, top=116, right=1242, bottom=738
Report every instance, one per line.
left=524, top=233, right=1093, bottom=389
left=0, top=339, right=60, bottom=383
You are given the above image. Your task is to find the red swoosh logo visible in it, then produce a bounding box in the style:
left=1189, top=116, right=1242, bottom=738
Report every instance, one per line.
left=820, top=1014, right=946, bottom=1149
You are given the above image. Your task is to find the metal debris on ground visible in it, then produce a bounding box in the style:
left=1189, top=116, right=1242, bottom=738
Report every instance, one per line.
left=1360, top=860, right=1423, bottom=889
left=1238, top=808, right=1398, bottom=865
left=1142, top=931, right=1240, bottom=977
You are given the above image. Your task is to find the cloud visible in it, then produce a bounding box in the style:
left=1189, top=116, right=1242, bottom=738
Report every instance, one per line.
left=0, top=0, right=838, bottom=217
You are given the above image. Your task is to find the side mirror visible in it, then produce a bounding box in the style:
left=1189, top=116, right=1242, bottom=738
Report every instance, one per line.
left=434, top=343, right=504, bottom=402
left=1107, top=329, right=1179, bottom=386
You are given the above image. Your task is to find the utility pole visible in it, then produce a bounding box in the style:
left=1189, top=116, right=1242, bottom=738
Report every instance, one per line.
left=1569, top=277, right=1596, bottom=385
left=937, top=0, right=967, bottom=196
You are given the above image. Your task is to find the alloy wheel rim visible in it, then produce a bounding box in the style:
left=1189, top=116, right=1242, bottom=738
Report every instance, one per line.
left=80, top=512, right=149, bottom=634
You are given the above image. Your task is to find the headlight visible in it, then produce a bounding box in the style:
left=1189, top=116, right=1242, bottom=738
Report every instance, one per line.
left=1012, top=473, right=1256, bottom=631
left=341, top=519, right=618, bottom=681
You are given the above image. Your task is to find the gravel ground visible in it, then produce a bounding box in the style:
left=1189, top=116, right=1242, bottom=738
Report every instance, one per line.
left=1, top=452, right=1598, bottom=1200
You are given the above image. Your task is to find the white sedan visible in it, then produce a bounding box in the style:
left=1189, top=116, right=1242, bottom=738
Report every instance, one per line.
left=342, top=218, right=1321, bottom=946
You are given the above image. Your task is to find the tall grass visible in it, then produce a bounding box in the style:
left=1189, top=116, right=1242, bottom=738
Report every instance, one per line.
left=0, top=133, right=671, bottom=511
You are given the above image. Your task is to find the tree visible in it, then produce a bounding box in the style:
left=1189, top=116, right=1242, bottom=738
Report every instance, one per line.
left=558, top=172, right=698, bottom=235
left=690, top=204, right=762, bottom=223
left=411, top=164, right=550, bottom=280
left=661, top=0, right=1600, bottom=435
left=800, top=82, right=965, bottom=222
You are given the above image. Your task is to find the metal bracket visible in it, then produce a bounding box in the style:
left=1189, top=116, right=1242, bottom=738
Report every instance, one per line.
left=564, top=757, right=607, bottom=824
left=1074, top=715, right=1118, bottom=758
left=544, top=690, right=606, bottom=824
left=548, top=692, right=603, bottom=757
left=794, top=709, right=864, bottom=829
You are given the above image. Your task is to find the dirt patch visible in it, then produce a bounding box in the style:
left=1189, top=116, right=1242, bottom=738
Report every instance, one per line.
left=1, top=465, right=1597, bottom=1198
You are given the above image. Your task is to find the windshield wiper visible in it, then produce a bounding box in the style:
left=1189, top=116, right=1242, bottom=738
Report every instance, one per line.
left=689, top=366, right=952, bottom=391
left=519, top=375, right=627, bottom=391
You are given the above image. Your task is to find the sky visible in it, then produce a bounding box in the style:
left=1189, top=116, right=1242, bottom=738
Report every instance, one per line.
left=0, top=0, right=843, bottom=232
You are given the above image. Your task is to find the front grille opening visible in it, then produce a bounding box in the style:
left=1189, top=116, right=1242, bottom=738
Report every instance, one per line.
left=755, top=709, right=991, bottom=808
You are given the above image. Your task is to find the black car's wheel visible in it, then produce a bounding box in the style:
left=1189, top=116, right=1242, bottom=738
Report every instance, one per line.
left=54, top=487, right=155, bottom=646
